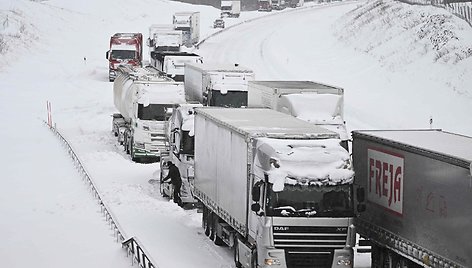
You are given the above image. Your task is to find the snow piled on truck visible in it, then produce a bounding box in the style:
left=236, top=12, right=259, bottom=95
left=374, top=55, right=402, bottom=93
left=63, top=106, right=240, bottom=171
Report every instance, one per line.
left=280, top=93, right=344, bottom=124
left=256, top=138, right=354, bottom=192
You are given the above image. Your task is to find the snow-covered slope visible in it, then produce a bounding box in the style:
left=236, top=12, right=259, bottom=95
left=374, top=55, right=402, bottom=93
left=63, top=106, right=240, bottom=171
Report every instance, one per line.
left=335, top=0, right=472, bottom=98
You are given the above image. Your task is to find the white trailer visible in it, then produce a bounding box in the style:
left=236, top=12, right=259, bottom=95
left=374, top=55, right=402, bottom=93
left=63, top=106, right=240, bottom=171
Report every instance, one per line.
left=173, top=12, right=200, bottom=47
left=146, top=24, right=182, bottom=53
left=112, top=66, right=186, bottom=162
left=194, top=107, right=357, bottom=268
left=150, top=51, right=202, bottom=82
left=353, top=129, right=472, bottom=268
left=184, top=62, right=254, bottom=107
left=221, top=0, right=241, bottom=18
left=247, top=80, right=349, bottom=149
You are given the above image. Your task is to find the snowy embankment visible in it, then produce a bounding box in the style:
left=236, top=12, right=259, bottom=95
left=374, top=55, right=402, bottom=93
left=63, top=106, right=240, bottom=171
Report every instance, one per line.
left=334, top=0, right=472, bottom=98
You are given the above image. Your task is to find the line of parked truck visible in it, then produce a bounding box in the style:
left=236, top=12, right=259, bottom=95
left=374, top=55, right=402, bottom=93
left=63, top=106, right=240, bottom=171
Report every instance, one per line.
left=105, top=10, right=472, bottom=268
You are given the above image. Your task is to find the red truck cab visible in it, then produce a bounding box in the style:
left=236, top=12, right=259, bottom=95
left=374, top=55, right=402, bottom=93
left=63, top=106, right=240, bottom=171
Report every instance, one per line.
left=106, top=33, right=143, bottom=82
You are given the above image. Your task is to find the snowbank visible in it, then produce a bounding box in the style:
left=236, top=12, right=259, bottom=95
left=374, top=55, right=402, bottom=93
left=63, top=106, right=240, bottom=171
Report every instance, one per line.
left=334, top=0, right=472, bottom=97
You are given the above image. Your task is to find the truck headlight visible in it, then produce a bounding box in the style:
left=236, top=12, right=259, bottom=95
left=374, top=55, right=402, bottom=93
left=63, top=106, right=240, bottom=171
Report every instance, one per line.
left=264, top=258, right=281, bottom=265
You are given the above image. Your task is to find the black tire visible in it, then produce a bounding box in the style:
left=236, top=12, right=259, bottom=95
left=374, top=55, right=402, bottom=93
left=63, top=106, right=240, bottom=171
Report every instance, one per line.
left=209, top=212, right=215, bottom=241
left=251, top=250, right=257, bottom=268
left=212, top=219, right=224, bottom=246
left=234, top=239, right=242, bottom=268
left=371, top=244, right=382, bottom=268
left=202, top=207, right=210, bottom=236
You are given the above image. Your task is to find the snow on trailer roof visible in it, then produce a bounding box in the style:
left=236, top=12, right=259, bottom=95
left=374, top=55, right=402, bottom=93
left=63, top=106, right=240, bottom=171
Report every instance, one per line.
left=195, top=107, right=339, bottom=139
left=186, top=62, right=253, bottom=73
left=150, top=51, right=200, bottom=60
left=118, top=66, right=172, bottom=82
left=250, top=81, right=343, bottom=93
left=353, top=129, right=472, bottom=163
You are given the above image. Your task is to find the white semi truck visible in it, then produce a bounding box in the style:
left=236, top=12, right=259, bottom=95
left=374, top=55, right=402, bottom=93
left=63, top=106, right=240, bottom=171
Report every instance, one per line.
left=194, top=107, right=357, bottom=268
left=146, top=24, right=182, bottom=53
left=247, top=81, right=349, bottom=150
left=159, top=102, right=202, bottom=205
left=112, top=66, right=186, bottom=162
left=184, top=62, right=255, bottom=107
left=150, top=51, right=202, bottom=82
left=173, top=12, right=200, bottom=47
left=221, top=0, right=241, bottom=18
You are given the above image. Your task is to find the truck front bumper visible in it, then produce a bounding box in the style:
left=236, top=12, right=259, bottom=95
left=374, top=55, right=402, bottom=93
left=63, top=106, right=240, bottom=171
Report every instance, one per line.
left=132, top=142, right=160, bottom=160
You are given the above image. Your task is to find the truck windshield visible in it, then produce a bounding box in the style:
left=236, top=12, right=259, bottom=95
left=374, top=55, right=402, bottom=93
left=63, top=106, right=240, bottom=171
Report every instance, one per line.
left=210, top=91, right=247, bottom=107
left=111, top=50, right=136, bottom=60
left=266, top=184, right=354, bottom=217
left=137, top=104, right=172, bottom=121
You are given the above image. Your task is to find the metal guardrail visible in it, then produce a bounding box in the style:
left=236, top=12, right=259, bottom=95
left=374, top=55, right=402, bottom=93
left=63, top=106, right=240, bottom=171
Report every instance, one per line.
left=44, top=122, right=158, bottom=268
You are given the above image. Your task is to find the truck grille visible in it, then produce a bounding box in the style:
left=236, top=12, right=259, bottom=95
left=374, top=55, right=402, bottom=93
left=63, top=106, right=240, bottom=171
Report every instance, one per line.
left=273, top=226, right=348, bottom=268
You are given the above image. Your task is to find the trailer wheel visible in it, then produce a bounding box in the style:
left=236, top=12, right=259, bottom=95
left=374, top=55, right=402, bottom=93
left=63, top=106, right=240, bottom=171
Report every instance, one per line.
left=212, top=217, right=224, bottom=246
left=393, top=257, right=407, bottom=268
left=250, top=249, right=257, bottom=268
left=202, top=207, right=210, bottom=237
left=209, top=213, right=215, bottom=241
left=234, top=239, right=242, bottom=268
left=371, top=244, right=382, bottom=268
left=130, top=140, right=136, bottom=161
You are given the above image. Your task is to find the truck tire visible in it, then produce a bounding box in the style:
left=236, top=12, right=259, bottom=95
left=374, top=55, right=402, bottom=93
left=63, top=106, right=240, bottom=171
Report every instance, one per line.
left=371, top=244, right=382, bottom=268
left=202, top=207, right=210, bottom=237
left=212, top=216, right=224, bottom=246
left=234, top=239, right=242, bottom=268
left=209, top=213, right=216, bottom=241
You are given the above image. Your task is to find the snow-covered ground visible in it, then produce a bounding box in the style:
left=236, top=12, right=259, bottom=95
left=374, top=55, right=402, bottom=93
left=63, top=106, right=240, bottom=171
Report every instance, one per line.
left=1, top=0, right=471, bottom=267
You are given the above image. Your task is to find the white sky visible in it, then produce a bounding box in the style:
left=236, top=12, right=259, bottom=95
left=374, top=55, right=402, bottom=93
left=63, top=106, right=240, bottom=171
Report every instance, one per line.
left=1, top=0, right=471, bottom=267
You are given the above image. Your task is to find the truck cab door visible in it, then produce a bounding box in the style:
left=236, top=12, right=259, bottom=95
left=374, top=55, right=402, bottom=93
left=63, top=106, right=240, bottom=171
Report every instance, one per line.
left=248, top=180, right=265, bottom=240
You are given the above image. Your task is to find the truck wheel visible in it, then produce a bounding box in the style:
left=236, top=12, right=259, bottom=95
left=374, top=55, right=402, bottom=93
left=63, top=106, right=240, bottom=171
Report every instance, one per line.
left=209, top=213, right=215, bottom=241
left=209, top=213, right=224, bottom=246
left=382, top=249, right=393, bottom=268
left=393, top=258, right=407, bottom=268
left=234, top=240, right=242, bottom=268
left=371, top=245, right=382, bottom=268
left=203, top=210, right=210, bottom=237
left=250, top=250, right=257, bottom=268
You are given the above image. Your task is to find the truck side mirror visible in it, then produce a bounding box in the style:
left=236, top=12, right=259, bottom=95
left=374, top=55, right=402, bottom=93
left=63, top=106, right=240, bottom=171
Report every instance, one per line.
left=106, top=51, right=110, bottom=59
left=252, top=183, right=261, bottom=201
left=251, top=203, right=261, bottom=212
left=357, top=187, right=365, bottom=203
